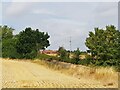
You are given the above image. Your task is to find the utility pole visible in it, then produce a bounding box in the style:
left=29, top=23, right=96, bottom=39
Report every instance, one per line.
left=69, top=36, right=72, bottom=59
left=70, top=36, right=72, bottom=52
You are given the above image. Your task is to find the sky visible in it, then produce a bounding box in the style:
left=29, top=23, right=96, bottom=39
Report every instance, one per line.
left=1, top=2, right=118, bottom=51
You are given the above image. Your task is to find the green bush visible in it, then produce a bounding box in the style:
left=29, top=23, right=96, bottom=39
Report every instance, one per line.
left=21, top=50, right=37, bottom=59
left=2, top=38, right=20, bottom=59
left=69, top=59, right=78, bottom=64
left=78, top=59, right=90, bottom=65
left=36, top=54, right=59, bottom=61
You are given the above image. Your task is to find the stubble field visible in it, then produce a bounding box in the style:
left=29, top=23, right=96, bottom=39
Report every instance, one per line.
left=1, top=58, right=118, bottom=88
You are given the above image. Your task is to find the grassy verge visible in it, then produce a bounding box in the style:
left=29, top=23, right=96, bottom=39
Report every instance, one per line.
left=32, top=59, right=118, bottom=87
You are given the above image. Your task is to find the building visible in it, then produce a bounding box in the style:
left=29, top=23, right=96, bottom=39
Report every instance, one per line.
left=40, top=50, right=58, bottom=56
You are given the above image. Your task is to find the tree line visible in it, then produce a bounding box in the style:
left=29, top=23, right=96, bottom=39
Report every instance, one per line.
left=57, top=25, right=120, bottom=70
left=0, top=25, right=50, bottom=59
left=0, top=25, right=120, bottom=70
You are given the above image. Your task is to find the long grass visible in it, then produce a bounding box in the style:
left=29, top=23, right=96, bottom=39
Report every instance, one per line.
left=32, top=59, right=118, bottom=87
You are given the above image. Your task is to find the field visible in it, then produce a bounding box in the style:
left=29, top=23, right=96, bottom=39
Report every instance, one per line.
left=1, top=58, right=118, bottom=88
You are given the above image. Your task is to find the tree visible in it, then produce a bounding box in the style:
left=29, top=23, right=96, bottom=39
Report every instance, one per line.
left=58, top=47, right=69, bottom=61
left=73, top=48, right=81, bottom=64
left=16, top=27, right=50, bottom=59
left=0, top=25, right=14, bottom=40
left=0, top=25, right=20, bottom=58
left=2, top=38, right=20, bottom=58
left=85, top=25, right=120, bottom=66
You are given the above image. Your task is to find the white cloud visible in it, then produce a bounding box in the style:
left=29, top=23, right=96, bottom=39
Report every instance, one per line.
left=93, top=2, right=118, bottom=28
left=94, top=2, right=118, bottom=17
left=5, top=2, right=32, bottom=17
left=99, top=8, right=117, bottom=17
left=32, top=9, right=55, bottom=15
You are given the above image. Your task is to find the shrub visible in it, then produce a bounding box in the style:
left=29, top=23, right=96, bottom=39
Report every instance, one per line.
left=2, top=38, right=20, bottom=59
left=36, top=54, right=59, bottom=61
left=78, top=59, right=90, bottom=65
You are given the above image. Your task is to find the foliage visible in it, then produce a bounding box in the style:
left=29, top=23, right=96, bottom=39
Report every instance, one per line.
left=36, top=54, right=59, bottom=61
left=1, top=25, right=50, bottom=59
left=85, top=25, right=120, bottom=67
left=0, top=25, right=14, bottom=40
left=16, top=28, right=50, bottom=58
left=58, top=47, right=70, bottom=62
left=0, top=25, right=20, bottom=58
left=16, top=27, right=50, bottom=59
left=78, top=59, right=90, bottom=65
left=2, top=38, right=20, bottom=58
left=72, top=48, right=81, bottom=64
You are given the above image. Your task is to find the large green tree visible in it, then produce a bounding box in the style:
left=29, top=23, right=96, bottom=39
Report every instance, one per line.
left=0, top=25, right=19, bottom=58
left=16, top=27, right=50, bottom=59
left=85, top=25, right=120, bottom=66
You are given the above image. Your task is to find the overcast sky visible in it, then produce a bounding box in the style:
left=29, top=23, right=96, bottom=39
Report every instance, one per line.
left=2, top=2, right=118, bottom=51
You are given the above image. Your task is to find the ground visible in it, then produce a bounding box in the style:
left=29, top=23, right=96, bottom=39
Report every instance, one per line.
left=1, top=58, right=118, bottom=88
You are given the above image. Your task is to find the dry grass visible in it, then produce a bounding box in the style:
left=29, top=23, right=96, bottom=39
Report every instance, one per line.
left=2, top=58, right=118, bottom=87
left=32, top=59, right=118, bottom=87
left=2, top=58, right=110, bottom=88
left=92, top=67, right=118, bottom=86
left=0, top=58, right=2, bottom=89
